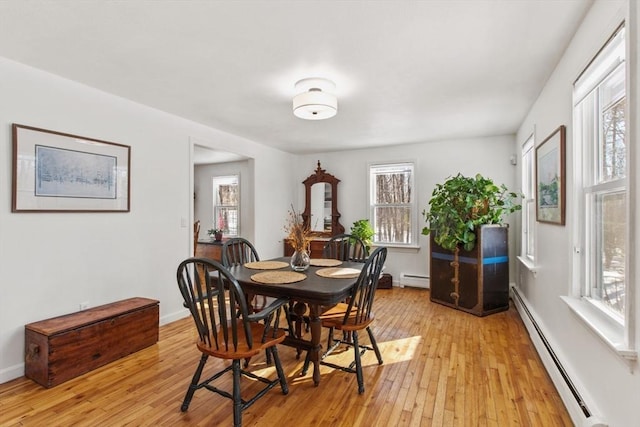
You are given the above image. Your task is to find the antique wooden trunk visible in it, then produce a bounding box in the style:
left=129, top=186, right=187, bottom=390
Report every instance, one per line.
left=25, top=297, right=159, bottom=388
left=430, top=225, right=509, bottom=316
left=377, top=273, right=393, bottom=289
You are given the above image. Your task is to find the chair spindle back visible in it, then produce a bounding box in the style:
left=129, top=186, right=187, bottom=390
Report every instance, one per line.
left=343, top=246, right=387, bottom=325
left=177, top=257, right=254, bottom=352
left=222, top=237, right=260, bottom=267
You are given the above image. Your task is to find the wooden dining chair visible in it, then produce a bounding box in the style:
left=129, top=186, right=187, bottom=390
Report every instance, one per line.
left=176, top=257, right=289, bottom=427
left=323, top=233, right=369, bottom=263
left=305, top=246, right=387, bottom=393
left=222, top=237, right=270, bottom=312
left=222, top=237, right=286, bottom=365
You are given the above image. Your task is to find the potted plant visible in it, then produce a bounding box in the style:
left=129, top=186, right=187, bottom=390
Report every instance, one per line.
left=350, top=219, right=374, bottom=252
left=422, top=173, right=521, bottom=316
left=207, top=228, right=223, bottom=242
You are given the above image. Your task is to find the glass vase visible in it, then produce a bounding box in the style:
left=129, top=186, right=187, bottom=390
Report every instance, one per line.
left=290, top=249, right=311, bottom=272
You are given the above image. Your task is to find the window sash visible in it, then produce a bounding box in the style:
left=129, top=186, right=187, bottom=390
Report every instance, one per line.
left=369, top=162, right=416, bottom=245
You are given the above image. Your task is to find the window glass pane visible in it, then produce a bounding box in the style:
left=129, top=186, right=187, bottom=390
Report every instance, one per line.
left=373, top=169, right=412, bottom=204
left=600, top=93, right=625, bottom=183
left=596, top=191, right=626, bottom=316
left=215, top=206, right=238, bottom=236
left=373, top=206, right=412, bottom=244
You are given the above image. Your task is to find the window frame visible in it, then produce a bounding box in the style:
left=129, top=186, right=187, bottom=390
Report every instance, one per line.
left=520, top=134, right=536, bottom=267
left=212, top=174, right=240, bottom=237
left=567, top=23, right=635, bottom=360
left=368, top=161, right=417, bottom=247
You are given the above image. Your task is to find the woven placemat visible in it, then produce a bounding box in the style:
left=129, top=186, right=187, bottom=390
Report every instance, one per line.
left=315, top=267, right=362, bottom=279
left=309, top=258, right=343, bottom=267
left=251, top=271, right=307, bottom=284
left=244, top=260, right=289, bottom=270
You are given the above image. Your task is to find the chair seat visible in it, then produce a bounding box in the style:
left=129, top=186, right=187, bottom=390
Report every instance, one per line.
left=198, top=320, right=287, bottom=359
left=320, top=303, right=374, bottom=331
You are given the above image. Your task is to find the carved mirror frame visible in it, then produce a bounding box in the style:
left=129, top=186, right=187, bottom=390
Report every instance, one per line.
left=301, top=161, right=344, bottom=237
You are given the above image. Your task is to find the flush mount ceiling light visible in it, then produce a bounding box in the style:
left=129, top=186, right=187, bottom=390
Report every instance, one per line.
left=292, top=77, right=337, bottom=120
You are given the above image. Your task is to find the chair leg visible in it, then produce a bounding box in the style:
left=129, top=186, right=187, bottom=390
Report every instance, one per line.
left=301, top=351, right=311, bottom=376
left=181, top=354, right=208, bottom=412
left=366, top=326, right=383, bottom=365
left=326, top=326, right=335, bottom=349
left=232, top=359, right=242, bottom=427
left=270, top=345, right=289, bottom=394
left=352, top=331, right=365, bottom=394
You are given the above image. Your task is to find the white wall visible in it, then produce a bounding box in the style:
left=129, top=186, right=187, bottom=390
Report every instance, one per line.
left=292, top=135, right=519, bottom=285
left=514, top=1, right=640, bottom=425
left=0, top=57, right=295, bottom=383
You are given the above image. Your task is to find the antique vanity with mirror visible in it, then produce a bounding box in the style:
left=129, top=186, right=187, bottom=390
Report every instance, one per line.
left=283, top=161, right=344, bottom=258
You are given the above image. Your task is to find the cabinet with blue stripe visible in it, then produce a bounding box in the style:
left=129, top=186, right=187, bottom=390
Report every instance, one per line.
left=430, top=225, right=509, bottom=316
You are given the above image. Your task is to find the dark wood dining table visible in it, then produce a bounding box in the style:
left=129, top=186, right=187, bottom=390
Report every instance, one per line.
left=227, top=257, right=362, bottom=386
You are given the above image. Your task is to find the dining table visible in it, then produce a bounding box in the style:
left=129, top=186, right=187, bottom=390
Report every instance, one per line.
left=227, top=257, right=363, bottom=386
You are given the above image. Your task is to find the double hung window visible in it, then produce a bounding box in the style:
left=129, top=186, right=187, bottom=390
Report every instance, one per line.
left=212, top=175, right=239, bottom=237
left=573, top=26, right=627, bottom=323
left=369, top=162, right=416, bottom=245
left=521, top=136, right=536, bottom=264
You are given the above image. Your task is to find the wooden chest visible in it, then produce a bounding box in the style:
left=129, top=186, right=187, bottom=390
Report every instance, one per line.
left=25, top=297, right=159, bottom=388
left=430, top=225, right=509, bottom=317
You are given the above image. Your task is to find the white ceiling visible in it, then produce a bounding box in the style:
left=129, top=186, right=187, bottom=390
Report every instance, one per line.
left=0, top=1, right=593, bottom=155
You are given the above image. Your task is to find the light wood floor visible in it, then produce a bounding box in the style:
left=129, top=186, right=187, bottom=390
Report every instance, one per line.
left=0, top=288, right=572, bottom=426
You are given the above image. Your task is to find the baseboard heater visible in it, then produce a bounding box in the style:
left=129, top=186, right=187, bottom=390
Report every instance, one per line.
left=399, top=273, right=429, bottom=287
left=511, top=287, right=591, bottom=418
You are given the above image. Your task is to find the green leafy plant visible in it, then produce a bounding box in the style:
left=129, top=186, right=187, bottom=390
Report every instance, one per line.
left=422, top=173, right=521, bottom=251
left=350, top=219, right=374, bottom=251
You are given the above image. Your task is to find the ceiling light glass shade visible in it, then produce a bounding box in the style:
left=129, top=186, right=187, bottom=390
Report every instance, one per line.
left=293, top=78, right=338, bottom=120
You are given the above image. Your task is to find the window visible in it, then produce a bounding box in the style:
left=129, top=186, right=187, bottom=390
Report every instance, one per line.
left=521, top=135, right=535, bottom=263
left=573, top=26, right=627, bottom=322
left=212, top=175, right=239, bottom=237
left=369, top=162, right=416, bottom=245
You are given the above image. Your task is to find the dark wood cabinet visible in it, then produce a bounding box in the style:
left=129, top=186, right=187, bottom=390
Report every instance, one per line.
left=430, top=225, right=509, bottom=316
left=195, top=240, right=224, bottom=262
left=283, top=238, right=329, bottom=259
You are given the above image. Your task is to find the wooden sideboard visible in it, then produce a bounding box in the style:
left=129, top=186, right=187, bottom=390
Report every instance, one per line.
left=195, top=239, right=224, bottom=262
left=283, top=238, right=329, bottom=259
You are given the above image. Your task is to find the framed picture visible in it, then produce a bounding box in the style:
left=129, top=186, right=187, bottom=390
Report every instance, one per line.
left=536, top=125, right=566, bottom=225
left=12, top=124, right=130, bottom=212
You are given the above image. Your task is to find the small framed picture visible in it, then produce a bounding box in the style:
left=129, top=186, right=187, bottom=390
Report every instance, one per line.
left=536, top=125, right=566, bottom=225
left=12, top=124, right=130, bottom=212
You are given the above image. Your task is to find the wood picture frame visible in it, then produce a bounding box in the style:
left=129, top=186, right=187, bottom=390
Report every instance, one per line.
left=535, top=125, right=565, bottom=225
left=12, top=124, right=131, bottom=212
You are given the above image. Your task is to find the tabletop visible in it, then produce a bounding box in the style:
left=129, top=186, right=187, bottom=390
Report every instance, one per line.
left=228, top=257, right=362, bottom=306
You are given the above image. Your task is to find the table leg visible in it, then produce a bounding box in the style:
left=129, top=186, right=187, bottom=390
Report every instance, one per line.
left=308, top=303, right=322, bottom=386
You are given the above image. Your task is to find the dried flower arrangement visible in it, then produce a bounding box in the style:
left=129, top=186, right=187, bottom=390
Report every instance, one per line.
left=284, top=206, right=312, bottom=252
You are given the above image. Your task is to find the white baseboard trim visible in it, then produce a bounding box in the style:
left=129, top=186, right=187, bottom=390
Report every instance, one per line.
left=0, top=363, right=24, bottom=385
left=160, top=308, right=190, bottom=326
left=510, top=286, right=608, bottom=427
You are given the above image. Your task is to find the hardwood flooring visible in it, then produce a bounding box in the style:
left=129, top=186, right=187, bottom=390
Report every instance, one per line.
left=0, top=288, right=572, bottom=426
